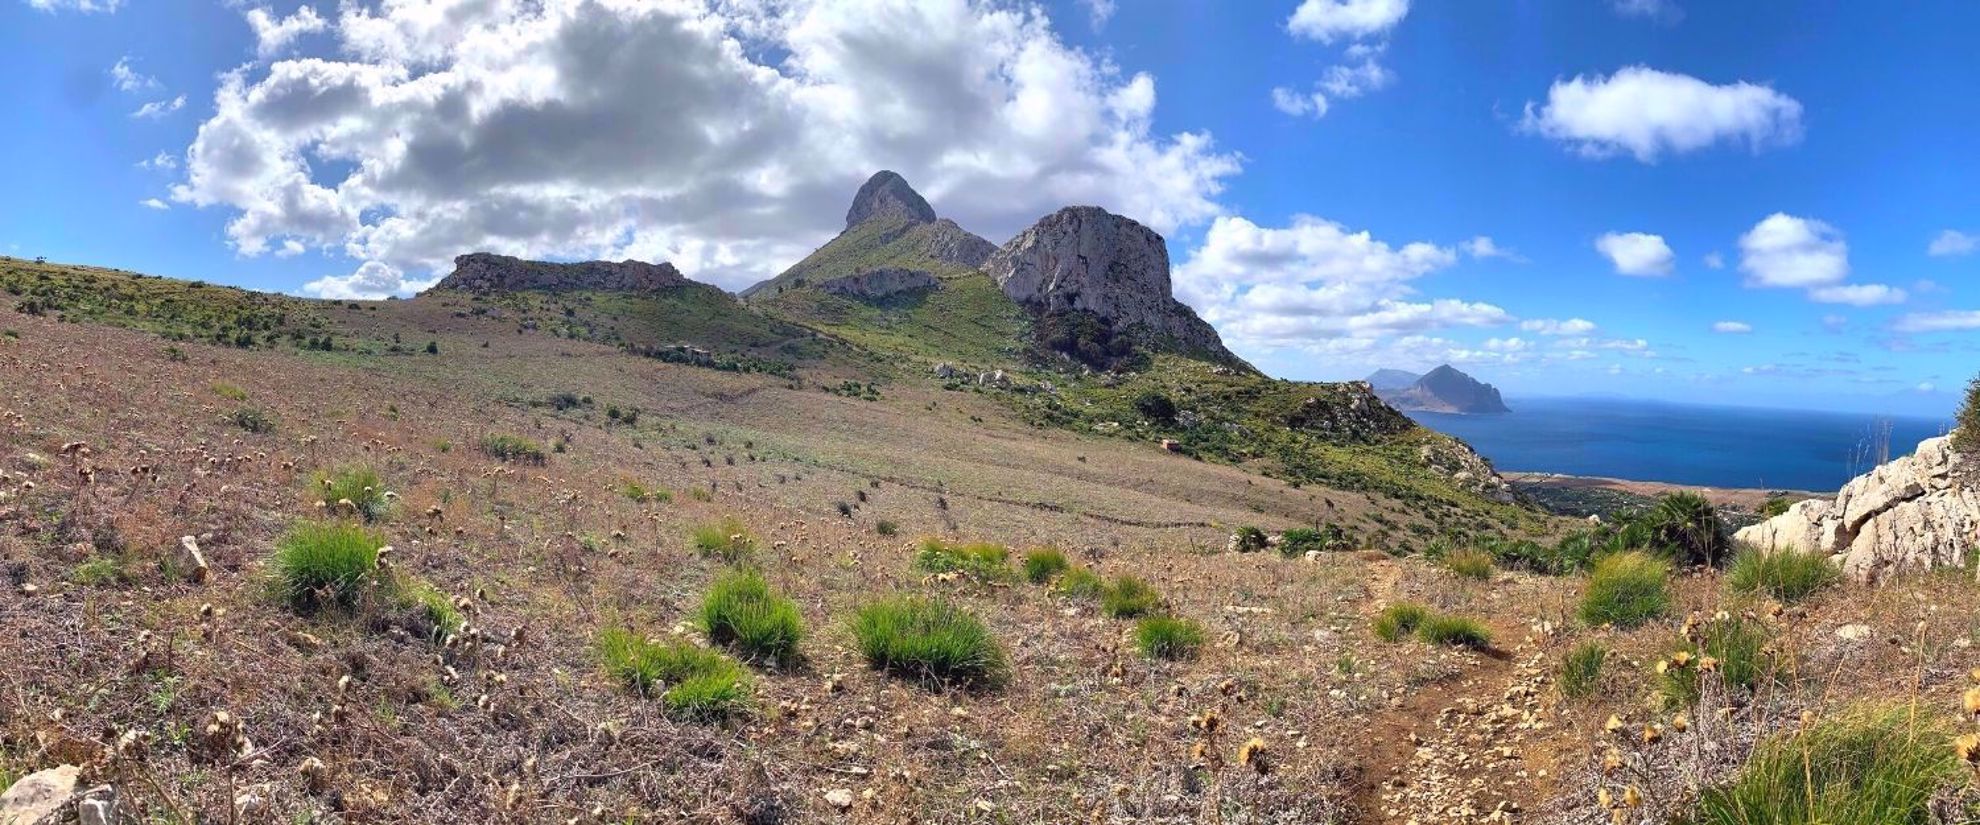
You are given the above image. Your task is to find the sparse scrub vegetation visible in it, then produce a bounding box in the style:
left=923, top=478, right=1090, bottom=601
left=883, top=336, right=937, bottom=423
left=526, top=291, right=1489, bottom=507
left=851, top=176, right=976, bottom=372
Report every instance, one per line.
left=1643, top=491, right=1729, bottom=567
left=1416, top=614, right=1492, bottom=649
left=479, top=434, right=547, bottom=464
left=1373, top=602, right=1431, bottom=642
left=874, top=519, right=898, bottom=536
left=1134, top=616, right=1205, bottom=660
left=595, top=628, right=751, bottom=719
left=1021, top=547, right=1068, bottom=583
left=914, top=538, right=1010, bottom=581
left=1725, top=546, right=1839, bottom=602
left=1229, top=525, right=1268, bottom=553
left=271, top=521, right=383, bottom=612
left=1579, top=551, right=1670, bottom=628
left=1278, top=524, right=1348, bottom=555
left=690, top=516, right=757, bottom=562
left=621, top=481, right=671, bottom=503
left=1443, top=547, right=1495, bottom=580
left=316, top=465, right=391, bottom=522
left=1100, top=575, right=1161, bottom=618
left=1054, top=567, right=1106, bottom=599
left=851, top=596, right=1006, bottom=688
left=1558, top=641, right=1607, bottom=699
left=1956, top=373, right=1980, bottom=454
left=1694, top=705, right=1959, bottom=825
left=229, top=406, right=275, bottom=433
left=699, top=569, right=804, bottom=667
left=1657, top=615, right=1774, bottom=707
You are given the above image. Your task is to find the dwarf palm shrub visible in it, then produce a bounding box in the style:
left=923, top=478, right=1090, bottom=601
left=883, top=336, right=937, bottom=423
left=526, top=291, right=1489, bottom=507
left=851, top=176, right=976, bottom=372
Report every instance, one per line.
left=272, top=521, right=383, bottom=612
left=914, top=539, right=1009, bottom=581
left=596, top=628, right=751, bottom=719
left=851, top=597, right=1006, bottom=688
left=1135, top=616, right=1205, bottom=660
left=1100, top=575, right=1161, bottom=618
left=1725, top=547, right=1839, bottom=603
left=1645, top=491, right=1729, bottom=566
left=689, top=516, right=756, bottom=562
left=1579, top=551, right=1670, bottom=628
left=699, top=569, right=803, bottom=666
left=1373, top=601, right=1431, bottom=642
left=1021, top=547, right=1069, bottom=584
left=1695, top=705, right=1957, bottom=825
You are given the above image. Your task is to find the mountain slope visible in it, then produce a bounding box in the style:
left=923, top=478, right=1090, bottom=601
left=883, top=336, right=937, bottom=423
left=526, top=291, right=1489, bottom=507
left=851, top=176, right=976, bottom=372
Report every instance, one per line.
left=740, top=171, right=995, bottom=301
left=1376, top=364, right=1511, bottom=414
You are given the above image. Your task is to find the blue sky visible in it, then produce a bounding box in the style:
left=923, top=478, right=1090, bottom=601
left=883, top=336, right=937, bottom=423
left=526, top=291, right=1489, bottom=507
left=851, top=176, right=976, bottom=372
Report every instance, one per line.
left=3, top=0, right=1976, bottom=417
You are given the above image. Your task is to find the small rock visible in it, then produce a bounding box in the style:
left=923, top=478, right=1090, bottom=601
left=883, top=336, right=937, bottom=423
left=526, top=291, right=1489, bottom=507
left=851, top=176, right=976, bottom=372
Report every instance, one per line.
left=179, top=536, right=210, bottom=583
left=77, top=794, right=116, bottom=825
left=0, top=765, right=80, bottom=824
left=823, top=788, right=854, bottom=810
left=1836, top=623, right=1872, bottom=641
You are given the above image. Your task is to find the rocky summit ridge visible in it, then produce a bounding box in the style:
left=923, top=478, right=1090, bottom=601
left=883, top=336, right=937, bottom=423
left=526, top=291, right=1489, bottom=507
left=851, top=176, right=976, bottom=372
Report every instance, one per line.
left=740, top=171, right=995, bottom=299
left=431, top=252, right=691, bottom=294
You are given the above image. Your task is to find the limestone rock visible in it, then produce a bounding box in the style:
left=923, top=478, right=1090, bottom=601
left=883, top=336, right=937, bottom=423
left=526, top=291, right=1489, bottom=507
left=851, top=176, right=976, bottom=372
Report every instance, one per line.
left=1735, top=436, right=1980, bottom=582
left=0, top=765, right=79, bottom=825
left=845, top=170, right=936, bottom=229
left=179, top=535, right=210, bottom=583
left=984, top=206, right=1246, bottom=367
left=817, top=268, right=940, bottom=300
left=432, top=253, right=689, bottom=294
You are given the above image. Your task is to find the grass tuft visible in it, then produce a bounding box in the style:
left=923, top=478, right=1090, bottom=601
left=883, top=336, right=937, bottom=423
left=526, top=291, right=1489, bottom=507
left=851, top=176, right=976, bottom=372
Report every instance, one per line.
left=1443, top=547, right=1495, bottom=580
left=1021, top=547, right=1069, bottom=584
left=1100, top=575, right=1161, bottom=618
left=1695, top=705, right=1959, bottom=825
left=1416, top=614, right=1493, bottom=649
left=1657, top=615, right=1775, bottom=707
left=699, top=569, right=804, bottom=666
left=596, top=628, right=751, bottom=720
left=689, top=516, right=757, bottom=562
left=479, top=434, right=547, bottom=464
left=1725, top=547, right=1839, bottom=603
left=1579, top=551, right=1670, bottom=628
left=913, top=539, right=1010, bottom=581
left=316, top=466, right=390, bottom=522
left=1054, top=567, right=1106, bottom=599
left=1134, top=616, right=1205, bottom=660
left=1559, top=641, right=1607, bottom=700
left=1373, top=601, right=1430, bottom=642
left=272, top=521, right=382, bottom=612
left=851, top=596, right=1006, bottom=688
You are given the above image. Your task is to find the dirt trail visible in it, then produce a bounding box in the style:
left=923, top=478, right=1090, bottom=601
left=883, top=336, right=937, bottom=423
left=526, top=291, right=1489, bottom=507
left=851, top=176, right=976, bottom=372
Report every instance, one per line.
left=1351, top=559, right=1553, bottom=824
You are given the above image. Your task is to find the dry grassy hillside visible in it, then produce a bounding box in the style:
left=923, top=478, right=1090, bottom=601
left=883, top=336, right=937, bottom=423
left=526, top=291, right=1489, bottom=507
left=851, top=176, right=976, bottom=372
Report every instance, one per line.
left=4, top=293, right=1980, bottom=824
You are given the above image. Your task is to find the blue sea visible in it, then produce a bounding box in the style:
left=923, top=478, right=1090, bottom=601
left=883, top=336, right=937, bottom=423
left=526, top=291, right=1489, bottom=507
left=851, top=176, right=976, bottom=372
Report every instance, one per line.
left=1409, top=397, right=1953, bottom=492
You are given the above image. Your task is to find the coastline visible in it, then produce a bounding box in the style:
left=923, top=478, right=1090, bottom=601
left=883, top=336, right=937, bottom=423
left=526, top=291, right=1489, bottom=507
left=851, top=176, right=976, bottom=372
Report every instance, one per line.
left=1504, top=471, right=1826, bottom=525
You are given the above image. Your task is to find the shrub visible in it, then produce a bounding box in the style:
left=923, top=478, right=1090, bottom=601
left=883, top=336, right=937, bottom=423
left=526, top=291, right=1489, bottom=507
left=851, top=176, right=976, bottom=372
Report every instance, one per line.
left=210, top=382, right=249, bottom=401
left=1956, top=373, right=1980, bottom=455
left=1054, top=567, right=1106, bottom=599
left=1559, top=641, right=1607, bottom=700
left=1657, top=615, right=1775, bottom=707
left=874, top=520, right=898, bottom=537
left=1021, top=547, right=1069, bottom=583
left=316, top=466, right=390, bottom=523
left=1373, top=602, right=1431, bottom=642
left=230, top=406, right=275, bottom=434
left=1132, top=391, right=1177, bottom=424
left=689, top=517, right=756, bottom=562
left=1444, top=547, right=1495, bottom=580
left=595, top=628, right=751, bottom=719
left=479, top=434, right=547, bottom=465
left=1579, top=551, right=1670, bottom=629
left=851, top=597, right=1006, bottom=688
left=272, top=521, right=383, bottom=612
left=914, top=539, right=1010, bottom=581
left=699, top=569, right=804, bottom=667
left=1100, top=575, right=1161, bottom=618
left=1695, top=705, right=1958, bottom=825
left=1134, top=616, right=1205, bottom=660
left=1759, top=495, right=1798, bottom=518
left=1278, top=524, right=1349, bottom=556
left=73, top=555, right=129, bottom=586
left=1229, top=525, right=1269, bottom=553
left=1643, top=491, right=1729, bottom=567
left=1725, top=547, right=1839, bottom=603
left=1416, top=614, right=1492, bottom=649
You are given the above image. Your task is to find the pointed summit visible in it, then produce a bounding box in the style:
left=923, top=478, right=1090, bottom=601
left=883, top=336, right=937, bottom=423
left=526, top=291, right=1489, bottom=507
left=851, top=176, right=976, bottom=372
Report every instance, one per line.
left=845, top=170, right=937, bottom=229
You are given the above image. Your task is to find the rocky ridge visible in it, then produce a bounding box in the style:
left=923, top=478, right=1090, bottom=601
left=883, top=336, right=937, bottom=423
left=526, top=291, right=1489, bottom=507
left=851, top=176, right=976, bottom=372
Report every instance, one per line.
left=431, top=252, right=691, bottom=294
left=1735, top=435, right=1980, bottom=582
left=741, top=171, right=994, bottom=299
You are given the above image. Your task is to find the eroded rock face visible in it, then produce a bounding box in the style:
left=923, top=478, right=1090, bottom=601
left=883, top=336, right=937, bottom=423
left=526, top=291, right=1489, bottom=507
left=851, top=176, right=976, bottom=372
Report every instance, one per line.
left=433, top=253, right=689, bottom=294
left=817, top=267, right=940, bottom=300
left=917, top=218, right=997, bottom=269
left=985, top=206, right=1242, bottom=365
left=1735, top=436, right=1980, bottom=582
left=845, top=170, right=937, bottom=229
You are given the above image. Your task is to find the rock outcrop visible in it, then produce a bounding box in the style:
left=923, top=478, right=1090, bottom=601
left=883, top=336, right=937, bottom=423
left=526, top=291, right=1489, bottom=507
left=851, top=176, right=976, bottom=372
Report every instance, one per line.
left=816, top=267, right=940, bottom=300
left=433, top=253, right=689, bottom=294
left=1735, top=436, right=1980, bottom=582
left=844, top=170, right=937, bottom=229
left=984, top=206, right=1246, bottom=368
left=1375, top=365, right=1511, bottom=414
left=741, top=171, right=994, bottom=299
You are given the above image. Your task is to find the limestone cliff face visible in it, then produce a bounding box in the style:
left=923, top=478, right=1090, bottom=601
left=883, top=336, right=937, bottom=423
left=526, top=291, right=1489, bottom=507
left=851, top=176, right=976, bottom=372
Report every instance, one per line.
left=984, top=206, right=1244, bottom=367
left=816, top=267, right=940, bottom=300
left=1736, top=436, right=1980, bottom=582
left=433, top=253, right=689, bottom=294
left=844, top=170, right=937, bottom=229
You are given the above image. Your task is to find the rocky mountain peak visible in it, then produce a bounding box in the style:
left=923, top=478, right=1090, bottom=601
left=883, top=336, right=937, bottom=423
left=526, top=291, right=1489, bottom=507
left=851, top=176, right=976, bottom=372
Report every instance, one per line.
left=845, top=170, right=937, bottom=229
left=1373, top=364, right=1510, bottom=414
left=984, top=205, right=1246, bottom=368
left=431, top=252, right=690, bottom=294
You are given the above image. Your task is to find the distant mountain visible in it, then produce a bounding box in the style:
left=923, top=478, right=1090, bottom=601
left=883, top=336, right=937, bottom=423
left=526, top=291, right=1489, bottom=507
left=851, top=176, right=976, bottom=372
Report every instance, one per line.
left=1365, top=368, right=1422, bottom=391
left=1374, top=364, right=1511, bottom=414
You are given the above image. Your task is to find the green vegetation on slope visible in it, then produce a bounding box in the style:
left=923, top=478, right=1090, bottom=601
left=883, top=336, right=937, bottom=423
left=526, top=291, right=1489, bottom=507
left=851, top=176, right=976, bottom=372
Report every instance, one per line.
left=2, top=256, right=326, bottom=349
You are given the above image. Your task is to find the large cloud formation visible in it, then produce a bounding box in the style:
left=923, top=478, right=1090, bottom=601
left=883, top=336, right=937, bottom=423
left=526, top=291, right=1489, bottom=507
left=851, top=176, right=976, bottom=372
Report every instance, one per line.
left=173, top=0, right=1241, bottom=297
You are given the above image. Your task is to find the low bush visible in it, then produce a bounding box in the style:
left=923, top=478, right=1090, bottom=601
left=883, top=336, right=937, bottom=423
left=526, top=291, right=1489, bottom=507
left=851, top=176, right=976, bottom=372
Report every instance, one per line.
left=1725, top=547, right=1839, bottom=603
left=272, top=521, right=383, bottom=612
left=1021, top=547, right=1069, bottom=584
left=1579, top=551, right=1670, bottom=628
left=1278, top=524, right=1349, bottom=556
left=1134, top=616, right=1205, bottom=660
left=1954, top=373, right=1979, bottom=454
left=1657, top=615, right=1775, bottom=707
left=596, top=628, right=751, bottom=719
left=1416, top=614, right=1492, bottom=649
left=1694, top=705, right=1958, bottom=825
left=1054, top=567, right=1106, bottom=599
left=699, top=569, right=803, bottom=666
left=1229, top=525, right=1268, bottom=553
left=230, top=406, right=275, bottom=434
left=690, top=516, right=757, bottom=562
left=1100, top=575, right=1161, bottom=618
left=479, top=434, right=547, bottom=465
left=914, top=539, right=1010, bottom=581
left=621, top=481, right=671, bottom=504
left=1643, top=491, right=1730, bottom=567
left=1373, top=602, right=1431, bottom=642
left=1559, top=641, right=1607, bottom=699
left=851, top=596, right=1006, bottom=688
left=1444, top=547, right=1495, bottom=580
left=316, top=466, right=390, bottom=523
left=874, top=520, right=898, bottom=537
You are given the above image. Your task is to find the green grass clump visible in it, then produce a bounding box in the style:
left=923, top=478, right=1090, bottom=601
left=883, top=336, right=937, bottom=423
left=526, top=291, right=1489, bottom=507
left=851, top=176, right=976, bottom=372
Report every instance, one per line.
left=1416, top=614, right=1493, bottom=649
left=210, top=382, right=249, bottom=401
left=699, top=569, right=804, bottom=666
left=1695, top=705, right=1959, bottom=825
left=913, top=539, right=1010, bottom=581
left=272, top=521, right=383, bottom=612
left=1725, top=547, right=1839, bottom=603
left=1021, top=547, right=1069, bottom=583
left=1054, top=567, right=1106, bottom=599
left=73, top=555, right=130, bottom=586
left=851, top=596, right=1006, bottom=688
left=1657, top=615, right=1775, bottom=707
left=479, top=434, right=547, bottom=465
left=1579, top=551, right=1670, bottom=629
left=1444, top=547, right=1495, bottom=580
left=230, top=406, right=275, bottom=434
left=1373, top=601, right=1431, bottom=642
left=874, top=520, right=898, bottom=537
left=1559, top=641, right=1607, bottom=700
left=397, top=577, right=464, bottom=641
left=1229, top=525, right=1269, bottom=553
left=621, top=481, right=671, bottom=504
left=595, top=628, right=751, bottom=719
left=689, top=516, right=757, bottom=562
left=316, top=466, right=390, bottom=522
left=1100, top=575, right=1161, bottom=618
left=1134, top=616, right=1205, bottom=660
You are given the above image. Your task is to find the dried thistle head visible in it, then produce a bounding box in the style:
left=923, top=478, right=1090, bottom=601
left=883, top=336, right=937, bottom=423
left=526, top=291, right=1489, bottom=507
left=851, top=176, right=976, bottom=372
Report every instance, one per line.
left=1237, top=737, right=1269, bottom=774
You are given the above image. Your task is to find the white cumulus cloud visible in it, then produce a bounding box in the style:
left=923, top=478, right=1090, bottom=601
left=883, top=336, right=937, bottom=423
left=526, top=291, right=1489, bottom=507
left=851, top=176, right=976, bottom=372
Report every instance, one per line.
left=131, top=95, right=186, bottom=119
left=1595, top=231, right=1674, bottom=276
left=1711, top=321, right=1752, bottom=334
left=1611, top=0, right=1682, bottom=24
left=139, top=198, right=168, bottom=210
left=1738, top=213, right=1847, bottom=288
left=1286, top=0, right=1409, bottom=43
left=1928, top=229, right=1976, bottom=257
left=28, top=0, right=120, bottom=12
left=1276, top=0, right=1406, bottom=120
left=1808, top=283, right=1906, bottom=306
left=244, top=5, right=328, bottom=58
left=1520, top=318, right=1597, bottom=336
left=1519, top=66, right=1802, bottom=162
left=110, top=57, right=159, bottom=92
left=301, top=260, right=439, bottom=300
left=1893, top=310, right=1980, bottom=333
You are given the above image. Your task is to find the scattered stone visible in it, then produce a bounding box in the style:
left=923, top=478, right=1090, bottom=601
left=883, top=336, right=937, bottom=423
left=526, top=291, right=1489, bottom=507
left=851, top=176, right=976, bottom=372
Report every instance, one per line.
left=0, top=765, right=80, bottom=824
left=179, top=535, right=210, bottom=583
left=1835, top=623, right=1872, bottom=641
left=823, top=788, right=854, bottom=810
